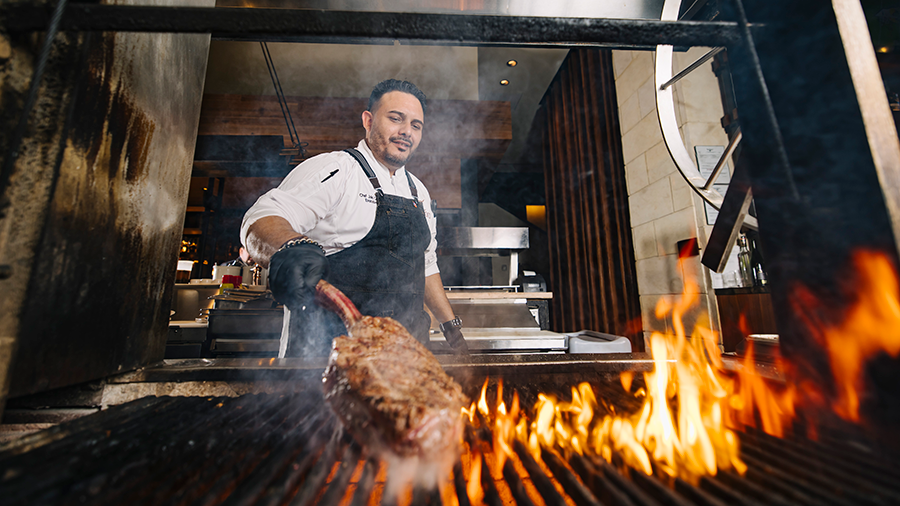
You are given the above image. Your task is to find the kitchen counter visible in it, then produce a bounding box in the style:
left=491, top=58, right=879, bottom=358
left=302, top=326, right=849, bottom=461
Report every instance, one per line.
left=714, top=286, right=770, bottom=296
left=110, top=353, right=656, bottom=385
left=444, top=291, right=553, bottom=299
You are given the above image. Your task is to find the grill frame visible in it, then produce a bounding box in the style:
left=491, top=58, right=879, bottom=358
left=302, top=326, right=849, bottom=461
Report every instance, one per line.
left=4, top=375, right=900, bottom=506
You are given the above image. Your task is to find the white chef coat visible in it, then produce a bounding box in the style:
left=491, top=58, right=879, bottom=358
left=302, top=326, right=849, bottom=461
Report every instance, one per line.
left=240, top=139, right=440, bottom=277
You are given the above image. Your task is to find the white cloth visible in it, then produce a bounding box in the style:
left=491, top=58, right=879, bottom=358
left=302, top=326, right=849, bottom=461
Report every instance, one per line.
left=240, top=139, right=440, bottom=277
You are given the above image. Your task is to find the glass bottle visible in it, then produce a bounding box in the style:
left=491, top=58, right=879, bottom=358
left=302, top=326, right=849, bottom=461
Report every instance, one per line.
left=749, top=236, right=767, bottom=286
left=737, top=234, right=754, bottom=287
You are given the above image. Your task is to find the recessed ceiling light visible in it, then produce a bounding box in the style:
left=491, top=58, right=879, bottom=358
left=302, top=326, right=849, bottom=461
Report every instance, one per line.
left=500, top=79, right=510, bottom=86
left=877, top=46, right=890, bottom=53
left=507, top=60, right=518, bottom=67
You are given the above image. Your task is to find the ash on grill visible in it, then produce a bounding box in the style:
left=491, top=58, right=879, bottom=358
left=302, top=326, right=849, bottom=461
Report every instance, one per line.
left=2, top=376, right=900, bottom=506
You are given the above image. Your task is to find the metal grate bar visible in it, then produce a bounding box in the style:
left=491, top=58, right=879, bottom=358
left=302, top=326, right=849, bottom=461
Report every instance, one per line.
left=376, top=462, right=402, bottom=506
left=5, top=391, right=900, bottom=506
left=478, top=452, right=505, bottom=506
left=512, top=439, right=567, bottom=506
left=221, top=411, right=333, bottom=506
left=541, top=450, right=603, bottom=506
left=200, top=407, right=331, bottom=506
left=595, top=457, right=664, bottom=506
left=567, top=453, right=638, bottom=506
left=732, top=463, right=828, bottom=506
left=672, top=476, right=731, bottom=506
left=795, top=423, right=900, bottom=472
left=0, top=396, right=185, bottom=472
left=3, top=396, right=221, bottom=504
left=501, top=457, right=536, bottom=506
left=317, top=442, right=362, bottom=506
left=287, top=429, right=344, bottom=506
left=172, top=399, right=317, bottom=505
left=254, top=422, right=338, bottom=506
left=750, top=425, right=900, bottom=490
left=711, top=470, right=794, bottom=506
left=739, top=429, right=899, bottom=504
left=629, top=465, right=704, bottom=506
left=738, top=443, right=880, bottom=506
left=698, top=475, right=764, bottom=506
left=134, top=396, right=307, bottom=505
left=348, top=459, right=377, bottom=506
left=78, top=396, right=274, bottom=505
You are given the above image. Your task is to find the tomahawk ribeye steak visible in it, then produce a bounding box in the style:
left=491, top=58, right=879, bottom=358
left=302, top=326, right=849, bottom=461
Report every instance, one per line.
left=316, top=280, right=469, bottom=458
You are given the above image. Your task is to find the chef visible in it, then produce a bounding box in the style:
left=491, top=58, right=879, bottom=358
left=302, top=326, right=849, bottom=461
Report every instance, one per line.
left=241, top=79, right=468, bottom=357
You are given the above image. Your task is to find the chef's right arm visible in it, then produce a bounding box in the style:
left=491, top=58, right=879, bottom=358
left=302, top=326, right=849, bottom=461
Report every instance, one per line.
left=241, top=159, right=340, bottom=309
left=246, top=217, right=327, bottom=310
left=245, top=216, right=309, bottom=268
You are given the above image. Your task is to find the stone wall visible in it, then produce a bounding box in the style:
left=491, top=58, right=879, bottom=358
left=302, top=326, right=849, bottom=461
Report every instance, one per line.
left=613, top=48, right=732, bottom=348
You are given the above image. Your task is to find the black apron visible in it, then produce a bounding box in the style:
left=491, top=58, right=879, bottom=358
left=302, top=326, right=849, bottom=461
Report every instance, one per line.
left=283, top=149, right=432, bottom=357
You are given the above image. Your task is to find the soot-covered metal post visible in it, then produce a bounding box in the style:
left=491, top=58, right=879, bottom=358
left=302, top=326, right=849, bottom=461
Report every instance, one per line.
left=0, top=0, right=215, bottom=417
left=726, top=0, right=900, bottom=428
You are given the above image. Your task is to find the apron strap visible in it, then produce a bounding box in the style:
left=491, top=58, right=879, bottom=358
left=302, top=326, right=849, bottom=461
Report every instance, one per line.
left=404, top=170, right=419, bottom=200
left=344, top=148, right=420, bottom=201
left=343, top=148, right=381, bottom=190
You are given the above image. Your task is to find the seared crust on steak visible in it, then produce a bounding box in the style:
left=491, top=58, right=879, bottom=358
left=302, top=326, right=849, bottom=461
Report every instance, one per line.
left=317, top=281, right=469, bottom=458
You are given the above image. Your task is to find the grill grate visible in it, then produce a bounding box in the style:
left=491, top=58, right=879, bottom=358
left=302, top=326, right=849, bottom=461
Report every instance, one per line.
left=2, top=383, right=900, bottom=506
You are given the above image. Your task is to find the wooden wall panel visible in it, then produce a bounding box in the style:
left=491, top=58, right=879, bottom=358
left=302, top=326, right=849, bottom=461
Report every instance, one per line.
left=542, top=49, right=643, bottom=351
left=409, top=157, right=462, bottom=209
left=197, top=94, right=511, bottom=161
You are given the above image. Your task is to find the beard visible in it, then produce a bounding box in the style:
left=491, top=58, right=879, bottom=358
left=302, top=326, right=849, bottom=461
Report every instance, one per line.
left=370, top=129, right=416, bottom=169
left=383, top=139, right=413, bottom=166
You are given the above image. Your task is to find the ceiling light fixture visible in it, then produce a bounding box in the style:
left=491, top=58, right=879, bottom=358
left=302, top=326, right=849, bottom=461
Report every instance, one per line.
left=500, top=79, right=510, bottom=86
left=507, top=60, right=517, bottom=67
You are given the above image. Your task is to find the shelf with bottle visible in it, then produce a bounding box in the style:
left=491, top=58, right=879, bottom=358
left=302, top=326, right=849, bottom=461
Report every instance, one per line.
left=715, top=231, right=769, bottom=295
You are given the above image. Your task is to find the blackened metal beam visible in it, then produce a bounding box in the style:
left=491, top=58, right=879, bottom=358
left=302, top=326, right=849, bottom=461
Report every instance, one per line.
left=727, top=0, right=900, bottom=429
left=2, top=4, right=747, bottom=48
left=701, top=155, right=755, bottom=273
left=192, top=161, right=294, bottom=178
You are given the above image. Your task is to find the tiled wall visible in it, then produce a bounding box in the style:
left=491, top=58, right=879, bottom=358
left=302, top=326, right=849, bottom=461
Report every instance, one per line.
left=613, top=48, right=731, bottom=348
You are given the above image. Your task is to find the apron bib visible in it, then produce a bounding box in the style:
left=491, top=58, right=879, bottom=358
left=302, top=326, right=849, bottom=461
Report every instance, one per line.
left=283, top=149, right=431, bottom=357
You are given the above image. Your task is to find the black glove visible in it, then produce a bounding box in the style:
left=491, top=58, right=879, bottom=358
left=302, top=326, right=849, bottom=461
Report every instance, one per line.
left=268, top=241, right=328, bottom=310
left=441, top=321, right=469, bottom=354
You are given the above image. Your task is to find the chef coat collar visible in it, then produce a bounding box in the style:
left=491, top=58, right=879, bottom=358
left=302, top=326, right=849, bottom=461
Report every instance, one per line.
left=358, top=139, right=408, bottom=179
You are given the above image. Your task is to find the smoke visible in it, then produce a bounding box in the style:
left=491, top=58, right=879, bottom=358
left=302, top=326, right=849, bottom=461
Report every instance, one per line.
left=281, top=302, right=344, bottom=358
left=380, top=450, right=459, bottom=500
left=203, top=41, right=478, bottom=101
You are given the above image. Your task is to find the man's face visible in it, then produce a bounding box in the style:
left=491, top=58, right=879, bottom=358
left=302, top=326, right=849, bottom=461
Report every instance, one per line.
left=362, top=91, right=424, bottom=172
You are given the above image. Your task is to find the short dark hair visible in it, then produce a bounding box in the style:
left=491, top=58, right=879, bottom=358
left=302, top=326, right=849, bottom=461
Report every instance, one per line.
left=368, top=79, right=427, bottom=115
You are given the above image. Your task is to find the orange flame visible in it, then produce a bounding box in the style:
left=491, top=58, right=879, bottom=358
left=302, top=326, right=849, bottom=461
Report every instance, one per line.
left=477, top=378, right=490, bottom=418
left=466, top=451, right=484, bottom=506
left=471, top=259, right=764, bottom=482
left=461, top=251, right=900, bottom=487
left=492, top=386, right=518, bottom=475
left=620, top=371, right=634, bottom=393
left=731, top=341, right=795, bottom=437
left=464, top=258, right=820, bottom=482
left=582, top=269, right=748, bottom=480
left=794, top=250, right=900, bottom=421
